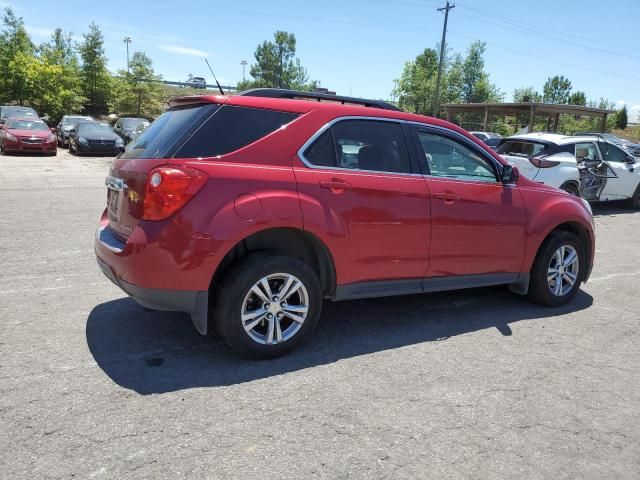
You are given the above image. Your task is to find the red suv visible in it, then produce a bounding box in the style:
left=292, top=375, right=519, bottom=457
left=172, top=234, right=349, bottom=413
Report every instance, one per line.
left=95, top=89, right=595, bottom=358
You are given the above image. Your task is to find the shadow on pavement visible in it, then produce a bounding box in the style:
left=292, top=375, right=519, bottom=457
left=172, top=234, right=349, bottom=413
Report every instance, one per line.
left=87, top=287, right=593, bottom=394
left=592, top=201, right=638, bottom=216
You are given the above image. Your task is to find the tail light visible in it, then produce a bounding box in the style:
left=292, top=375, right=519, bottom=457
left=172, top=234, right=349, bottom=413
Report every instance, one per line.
left=530, top=156, right=560, bottom=168
left=142, top=166, right=207, bottom=221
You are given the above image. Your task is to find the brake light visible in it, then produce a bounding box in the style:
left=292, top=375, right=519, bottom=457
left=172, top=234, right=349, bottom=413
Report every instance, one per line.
left=530, top=156, right=560, bottom=168
left=142, top=166, right=207, bottom=220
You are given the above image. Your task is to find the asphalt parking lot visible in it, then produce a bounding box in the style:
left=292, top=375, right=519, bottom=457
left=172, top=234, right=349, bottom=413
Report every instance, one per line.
left=1, top=151, right=639, bottom=479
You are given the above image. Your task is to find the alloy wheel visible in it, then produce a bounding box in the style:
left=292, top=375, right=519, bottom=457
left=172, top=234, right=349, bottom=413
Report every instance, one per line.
left=547, top=245, right=579, bottom=296
left=240, top=273, right=309, bottom=345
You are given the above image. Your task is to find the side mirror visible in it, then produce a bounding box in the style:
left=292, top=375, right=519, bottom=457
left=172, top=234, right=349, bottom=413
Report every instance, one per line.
left=501, top=164, right=519, bottom=184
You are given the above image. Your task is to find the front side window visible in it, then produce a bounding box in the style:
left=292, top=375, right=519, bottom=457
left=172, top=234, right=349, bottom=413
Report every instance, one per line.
left=417, top=131, right=497, bottom=182
left=303, top=119, right=412, bottom=174
left=598, top=142, right=628, bottom=162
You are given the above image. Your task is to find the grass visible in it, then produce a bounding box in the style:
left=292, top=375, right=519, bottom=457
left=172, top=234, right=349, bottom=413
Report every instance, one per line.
left=612, top=125, right=640, bottom=143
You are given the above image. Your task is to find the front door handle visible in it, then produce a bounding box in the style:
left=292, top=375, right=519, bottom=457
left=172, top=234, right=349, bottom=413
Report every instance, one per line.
left=435, top=192, right=460, bottom=203
left=319, top=179, right=352, bottom=192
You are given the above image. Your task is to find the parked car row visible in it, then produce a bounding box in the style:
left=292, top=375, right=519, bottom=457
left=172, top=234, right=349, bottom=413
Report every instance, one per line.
left=95, top=88, right=596, bottom=358
left=493, top=132, right=640, bottom=208
left=0, top=104, right=150, bottom=157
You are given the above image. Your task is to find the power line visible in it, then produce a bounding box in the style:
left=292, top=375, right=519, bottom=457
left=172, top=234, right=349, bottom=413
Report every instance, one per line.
left=454, top=11, right=640, bottom=61
left=228, top=7, right=640, bottom=83
left=448, top=28, right=640, bottom=83
left=454, top=0, right=640, bottom=54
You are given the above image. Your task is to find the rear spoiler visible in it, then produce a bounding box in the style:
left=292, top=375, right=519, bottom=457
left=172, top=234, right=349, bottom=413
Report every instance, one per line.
left=167, top=95, right=229, bottom=109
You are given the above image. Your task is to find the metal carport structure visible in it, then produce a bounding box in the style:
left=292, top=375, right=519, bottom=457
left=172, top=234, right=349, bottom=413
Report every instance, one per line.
left=444, top=102, right=615, bottom=133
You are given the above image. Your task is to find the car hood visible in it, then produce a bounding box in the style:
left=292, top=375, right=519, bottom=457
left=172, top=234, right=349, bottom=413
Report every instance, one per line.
left=7, top=128, right=50, bottom=138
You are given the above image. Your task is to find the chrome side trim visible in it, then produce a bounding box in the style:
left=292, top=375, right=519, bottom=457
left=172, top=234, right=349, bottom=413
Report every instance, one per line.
left=296, top=116, right=423, bottom=177
left=296, top=116, right=505, bottom=182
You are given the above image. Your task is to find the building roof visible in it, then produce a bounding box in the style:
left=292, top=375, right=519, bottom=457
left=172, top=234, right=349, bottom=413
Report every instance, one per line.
left=444, top=102, right=614, bottom=116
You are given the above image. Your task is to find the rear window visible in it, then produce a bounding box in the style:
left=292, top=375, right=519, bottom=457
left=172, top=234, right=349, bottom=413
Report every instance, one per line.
left=174, top=105, right=299, bottom=158
left=121, top=104, right=218, bottom=159
left=496, top=140, right=548, bottom=158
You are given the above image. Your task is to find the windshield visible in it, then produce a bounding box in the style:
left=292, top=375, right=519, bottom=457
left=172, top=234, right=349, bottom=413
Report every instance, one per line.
left=63, top=116, right=91, bottom=125
left=7, top=119, right=49, bottom=131
left=78, top=123, right=113, bottom=135
left=122, top=118, right=148, bottom=129
left=496, top=140, right=548, bottom=157
left=121, top=104, right=218, bottom=159
left=4, top=107, right=37, bottom=118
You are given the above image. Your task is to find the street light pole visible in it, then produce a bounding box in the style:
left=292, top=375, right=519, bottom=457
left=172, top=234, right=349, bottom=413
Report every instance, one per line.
left=123, top=37, right=132, bottom=73
left=240, top=60, right=247, bottom=82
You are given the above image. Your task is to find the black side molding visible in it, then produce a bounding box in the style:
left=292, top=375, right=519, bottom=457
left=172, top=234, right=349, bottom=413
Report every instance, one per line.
left=333, top=273, right=523, bottom=301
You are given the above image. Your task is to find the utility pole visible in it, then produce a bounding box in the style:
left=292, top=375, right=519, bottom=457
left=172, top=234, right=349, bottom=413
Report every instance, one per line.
left=240, top=60, right=247, bottom=81
left=123, top=37, right=132, bottom=74
left=432, top=1, right=454, bottom=117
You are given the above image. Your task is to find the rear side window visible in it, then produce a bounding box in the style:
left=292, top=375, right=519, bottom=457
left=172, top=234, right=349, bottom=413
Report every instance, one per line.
left=303, top=119, right=412, bottom=174
left=496, top=140, right=547, bottom=158
left=121, top=104, right=218, bottom=159
left=174, top=106, right=299, bottom=158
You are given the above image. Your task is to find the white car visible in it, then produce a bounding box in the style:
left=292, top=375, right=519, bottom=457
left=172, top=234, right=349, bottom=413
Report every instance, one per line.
left=496, top=133, right=640, bottom=208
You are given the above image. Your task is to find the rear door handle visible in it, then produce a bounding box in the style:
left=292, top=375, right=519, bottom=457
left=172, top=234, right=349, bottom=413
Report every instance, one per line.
left=319, top=180, right=352, bottom=192
left=435, top=192, right=459, bottom=202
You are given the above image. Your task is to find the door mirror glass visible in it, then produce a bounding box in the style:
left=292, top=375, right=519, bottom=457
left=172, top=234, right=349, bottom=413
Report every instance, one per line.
left=501, top=164, right=519, bottom=184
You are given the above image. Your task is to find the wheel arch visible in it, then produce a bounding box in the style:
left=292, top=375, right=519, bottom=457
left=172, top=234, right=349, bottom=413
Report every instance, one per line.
left=209, top=227, right=337, bottom=300
left=534, top=220, right=593, bottom=283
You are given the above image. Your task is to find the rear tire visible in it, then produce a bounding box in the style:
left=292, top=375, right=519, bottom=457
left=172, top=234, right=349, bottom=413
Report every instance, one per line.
left=628, top=184, right=640, bottom=210
left=561, top=182, right=580, bottom=197
left=214, top=253, right=323, bottom=359
left=527, top=230, right=584, bottom=307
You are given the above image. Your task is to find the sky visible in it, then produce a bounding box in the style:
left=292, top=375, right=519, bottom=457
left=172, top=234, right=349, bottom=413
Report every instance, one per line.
left=6, top=0, right=640, bottom=121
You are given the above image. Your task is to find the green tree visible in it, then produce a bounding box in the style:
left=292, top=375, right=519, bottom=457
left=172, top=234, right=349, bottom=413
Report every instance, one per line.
left=78, top=23, right=111, bottom=114
left=455, top=41, right=502, bottom=104
left=568, top=90, right=586, bottom=106
left=542, top=75, right=572, bottom=104
left=0, top=7, right=35, bottom=104
left=513, top=86, right=541, bottom=103
left=238, top=31, right=313, bottom=91
left=111, top=51, right=164, bottom=118
left=394, top=47, right=440, bottom=114
left=615, top=105, right=628, bottom=129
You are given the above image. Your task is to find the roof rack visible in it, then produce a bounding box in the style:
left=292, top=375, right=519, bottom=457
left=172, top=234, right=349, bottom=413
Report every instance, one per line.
left=238, top=88, right=400, bottom=111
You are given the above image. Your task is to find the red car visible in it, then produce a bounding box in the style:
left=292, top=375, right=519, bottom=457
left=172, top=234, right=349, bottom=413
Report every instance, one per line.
left=95, top=89, right=595, bottom=358
left=0, top=118, right=57, bottom=155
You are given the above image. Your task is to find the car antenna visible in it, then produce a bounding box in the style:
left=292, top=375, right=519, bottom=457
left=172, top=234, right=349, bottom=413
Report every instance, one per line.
left=204, top=58, right=224, bottom=95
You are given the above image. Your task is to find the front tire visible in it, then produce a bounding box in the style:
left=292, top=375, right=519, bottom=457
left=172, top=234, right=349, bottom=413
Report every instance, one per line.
left=527, top=231, right=583, bottom=306
left=214, top=254, right=323, bottom=359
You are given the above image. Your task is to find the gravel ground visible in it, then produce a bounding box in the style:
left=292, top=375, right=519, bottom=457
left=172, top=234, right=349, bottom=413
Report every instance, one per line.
left=1, top=151, right=639, bottom=479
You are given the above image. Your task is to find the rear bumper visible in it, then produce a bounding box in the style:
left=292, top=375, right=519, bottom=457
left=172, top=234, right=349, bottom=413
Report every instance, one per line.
left=96, top=249, right=209, bottom=334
